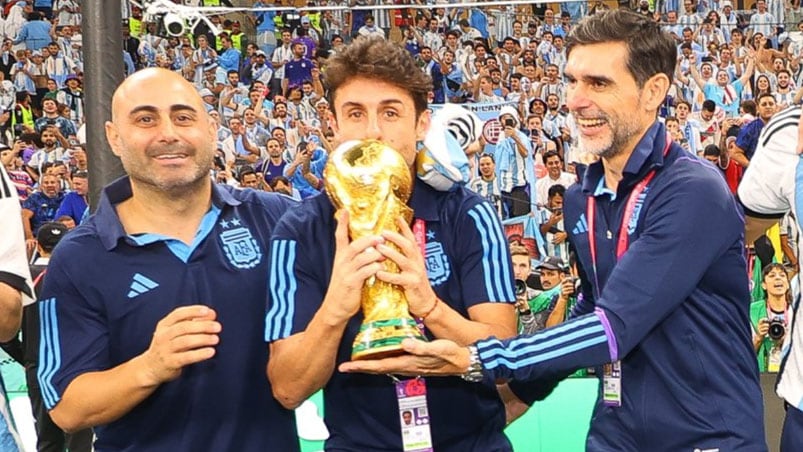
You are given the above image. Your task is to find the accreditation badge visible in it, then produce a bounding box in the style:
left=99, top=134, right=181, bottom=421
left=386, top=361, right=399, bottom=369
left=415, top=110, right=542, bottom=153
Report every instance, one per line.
left=395, top=378, right=433, bottom=452
left=602, top=361, right=622, bottom=407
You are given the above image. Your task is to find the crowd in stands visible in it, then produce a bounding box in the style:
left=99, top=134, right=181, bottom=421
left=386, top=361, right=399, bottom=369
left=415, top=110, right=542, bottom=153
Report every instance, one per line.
left=2, top=1, right=801, bottom=442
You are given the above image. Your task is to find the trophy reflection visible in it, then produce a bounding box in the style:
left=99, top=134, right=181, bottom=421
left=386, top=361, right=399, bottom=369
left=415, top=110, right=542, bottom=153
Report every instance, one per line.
left=323, top=140, right=428, bottom=360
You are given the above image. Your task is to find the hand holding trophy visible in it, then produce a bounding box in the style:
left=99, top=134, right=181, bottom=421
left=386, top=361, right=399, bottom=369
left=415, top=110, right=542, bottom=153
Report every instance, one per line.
left=324, top=140, right=428, bottom=360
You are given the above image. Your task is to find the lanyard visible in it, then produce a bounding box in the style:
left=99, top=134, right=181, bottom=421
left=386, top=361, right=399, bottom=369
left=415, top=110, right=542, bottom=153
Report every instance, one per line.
left=586, top=136, right=671, bottom=299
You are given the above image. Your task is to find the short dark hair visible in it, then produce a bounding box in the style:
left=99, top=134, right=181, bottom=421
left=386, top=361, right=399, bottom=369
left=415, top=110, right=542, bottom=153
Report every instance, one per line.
left=702, top=144, right=720, bottom=157
left=324, top=38, right=431, bottom=118
left=548, top=183, right=566, bottom=199
left=543, top=150, right=562, bottom=163
left=740, top=100, right=757, bottom=116
left=238, top=167, right=256, bottom=182
left=566, top=10, right=676, bottom=88
left=701, top=100, right=716, bottom=112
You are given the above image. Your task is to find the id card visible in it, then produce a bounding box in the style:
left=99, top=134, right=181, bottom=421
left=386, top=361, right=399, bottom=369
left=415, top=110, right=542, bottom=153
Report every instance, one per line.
left=395, top=378, right=433, bottom=452
left=768, top=345, right=782, bottom=373
left=602, top=361, right=622, bottom=407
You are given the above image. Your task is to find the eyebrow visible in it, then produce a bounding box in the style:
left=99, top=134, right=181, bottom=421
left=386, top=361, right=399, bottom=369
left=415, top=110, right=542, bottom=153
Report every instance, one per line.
left=564, top=71, right=615, bottom=87
left=340, top=99, right=406, bottom=110
left=128, top=104, right=199, bottom=117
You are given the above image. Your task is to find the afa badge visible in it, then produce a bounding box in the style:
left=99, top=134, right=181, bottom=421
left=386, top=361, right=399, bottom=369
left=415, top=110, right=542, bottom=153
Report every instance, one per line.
left=219, top=218, right=262, bottom=269
left=424, top=241, right=451, bottom=286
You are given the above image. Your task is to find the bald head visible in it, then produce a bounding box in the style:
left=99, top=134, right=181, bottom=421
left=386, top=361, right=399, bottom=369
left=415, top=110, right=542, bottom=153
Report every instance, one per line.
left=105, top=68, right=218, bottom=195
left=111, top=68, right=208, bottom=124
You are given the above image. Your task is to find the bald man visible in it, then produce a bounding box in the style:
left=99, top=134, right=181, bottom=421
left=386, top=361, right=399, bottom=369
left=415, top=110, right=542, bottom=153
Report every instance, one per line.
left=35, top=68, right=300, bottom=451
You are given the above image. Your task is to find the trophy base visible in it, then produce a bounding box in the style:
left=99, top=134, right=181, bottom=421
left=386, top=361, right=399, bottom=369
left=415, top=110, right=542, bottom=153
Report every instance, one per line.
left=351, top=318, right=427, bottom=361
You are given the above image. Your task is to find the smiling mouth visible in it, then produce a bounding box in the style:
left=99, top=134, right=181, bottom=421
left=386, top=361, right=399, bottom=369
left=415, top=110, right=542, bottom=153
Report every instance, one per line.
left=153, top=153, right=189, bottom=160
left=576, top=118, right=607, bottom=128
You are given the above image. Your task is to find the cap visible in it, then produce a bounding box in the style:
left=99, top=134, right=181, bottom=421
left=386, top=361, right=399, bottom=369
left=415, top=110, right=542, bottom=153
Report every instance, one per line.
left=301, top=16, right=311, bottom=24
left=198, top=88, right=214, bottom=97
left=36, top=222, right=68, bottom=250
left=31, top=50, right=42, bottom=57
left=65, top=74, right=80, bottom=83
left=315, top=97, right=329, bottom=106
left=254, top=50, right=266, bottom=57
left=722, top=0, right=732, bottom=7
left=537, top=256, right=565, bottom=271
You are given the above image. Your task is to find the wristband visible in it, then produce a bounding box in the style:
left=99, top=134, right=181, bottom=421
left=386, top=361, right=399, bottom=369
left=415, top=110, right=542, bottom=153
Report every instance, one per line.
left=419, top=297, right=439, bottom=321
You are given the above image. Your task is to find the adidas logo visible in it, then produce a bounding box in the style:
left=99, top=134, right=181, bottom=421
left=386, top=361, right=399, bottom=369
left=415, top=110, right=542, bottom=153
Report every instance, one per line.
left=572, top=214, right=588, bottom=235
left=127, top=273, right=159, bottom=298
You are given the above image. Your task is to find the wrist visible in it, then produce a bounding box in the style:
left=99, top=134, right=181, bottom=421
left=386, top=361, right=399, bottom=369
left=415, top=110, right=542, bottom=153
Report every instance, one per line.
left=416, top=296, right=440, bottom=321
left=133, top=353, right=166, bottom=389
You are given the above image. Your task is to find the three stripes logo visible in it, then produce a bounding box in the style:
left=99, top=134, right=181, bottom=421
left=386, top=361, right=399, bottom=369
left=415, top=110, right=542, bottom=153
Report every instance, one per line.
left=127, top=273, right=159, bottom=299
left=573, top=214, right=588, bottom=235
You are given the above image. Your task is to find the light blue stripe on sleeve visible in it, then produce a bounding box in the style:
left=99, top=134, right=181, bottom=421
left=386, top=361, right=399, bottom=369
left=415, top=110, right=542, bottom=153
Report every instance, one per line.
left=281, top=241, right=298, bottom=338
left=468, top=202, right=515, bottom=302
left=467, top=206, right=502, bottom=302
left=480, top=315, right=607, bottom=370
left=265, top=240, right=297, bottom=341
left=479, top=202, right=515, bottom=301
left=37, top=298, right=61, bottom=409
left=486, top=336, right=608, bottom=370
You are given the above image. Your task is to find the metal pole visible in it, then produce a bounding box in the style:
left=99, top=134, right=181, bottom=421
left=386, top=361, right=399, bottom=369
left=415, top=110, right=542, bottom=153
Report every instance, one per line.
left=83, top=0, right=124, bottom=211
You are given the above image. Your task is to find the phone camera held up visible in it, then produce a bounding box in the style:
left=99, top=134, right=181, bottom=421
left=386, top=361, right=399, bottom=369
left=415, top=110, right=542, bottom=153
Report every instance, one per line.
left=768, top=318, right=786, bottom=341
left=504, top=118, right=516, bottom=128
left=514, top=279, right=527, bottom=297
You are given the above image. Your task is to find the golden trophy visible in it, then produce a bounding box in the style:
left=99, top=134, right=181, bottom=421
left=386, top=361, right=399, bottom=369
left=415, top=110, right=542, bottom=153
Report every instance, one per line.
left=324, top=140, right=428, bottom=360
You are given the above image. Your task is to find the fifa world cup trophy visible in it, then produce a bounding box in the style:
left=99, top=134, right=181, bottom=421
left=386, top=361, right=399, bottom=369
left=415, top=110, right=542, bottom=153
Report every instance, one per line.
left=323, top=140, right=428, bottom=360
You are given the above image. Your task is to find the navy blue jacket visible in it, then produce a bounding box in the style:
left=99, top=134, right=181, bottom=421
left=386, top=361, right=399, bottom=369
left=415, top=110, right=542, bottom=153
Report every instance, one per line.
left=479, top=122, right=766, bottom=451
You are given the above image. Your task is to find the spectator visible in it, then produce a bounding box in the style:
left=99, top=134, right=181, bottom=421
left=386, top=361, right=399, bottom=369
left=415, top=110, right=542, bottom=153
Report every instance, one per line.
left=468, top=152, right=503, bottom=218
left=495, top=105, right=533, bottom=217
left=535, top=150, right=575, bottom=205
left=750, top=263, right=791, bottom=373
left=21, top=172, right=63, bottom=244
left=731, top=92, right=777, bottom=167
left=537, top=183, right=569, bottom=261
left=14, top=11, right=51, bottom=51
left=54, top=168, right=86, bottom=224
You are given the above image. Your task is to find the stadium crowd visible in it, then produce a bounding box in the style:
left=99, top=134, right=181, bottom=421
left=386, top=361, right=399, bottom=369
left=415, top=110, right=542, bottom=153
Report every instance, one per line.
left=0, top=0, right=800, bottom=450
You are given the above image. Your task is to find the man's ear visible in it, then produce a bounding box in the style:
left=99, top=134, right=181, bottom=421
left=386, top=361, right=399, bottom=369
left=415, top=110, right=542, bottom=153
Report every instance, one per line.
left=105, top=121, right=123, bottom=158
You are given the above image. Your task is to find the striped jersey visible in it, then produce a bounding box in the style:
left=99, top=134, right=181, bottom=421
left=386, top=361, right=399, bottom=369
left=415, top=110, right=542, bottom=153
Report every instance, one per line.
left=739, top=105, right=803, bottom=410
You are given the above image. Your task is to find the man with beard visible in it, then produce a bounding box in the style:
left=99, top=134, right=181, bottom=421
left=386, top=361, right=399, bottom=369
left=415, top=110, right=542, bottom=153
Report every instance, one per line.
left=774, top=69, right=796, bottom=108
left=468, top=153, right=503, bottom=217
left=259, top=137, right=286, bottom=184
left=340, top=11, right=767, bottom=452
left=282, top=41, right=312, bottom=96
left=269, top=102, right=291, bottom=130
left=27, top=125, right=67, bottom=180
left=34, top=97, right=76, bottom=139
left=35, top=68, right=299, bottom=451
left=732, top=92, right=777, bottom=167
left=21, top=172, right=63, bottom=246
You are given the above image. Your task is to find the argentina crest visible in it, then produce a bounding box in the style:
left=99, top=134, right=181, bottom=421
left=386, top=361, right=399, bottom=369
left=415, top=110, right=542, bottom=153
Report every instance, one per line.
left=424, top=236, right=451, bottom=286
left=219, top=217, right=262, bottom=269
